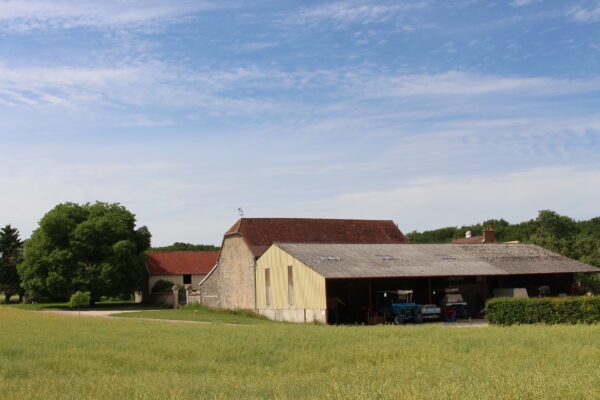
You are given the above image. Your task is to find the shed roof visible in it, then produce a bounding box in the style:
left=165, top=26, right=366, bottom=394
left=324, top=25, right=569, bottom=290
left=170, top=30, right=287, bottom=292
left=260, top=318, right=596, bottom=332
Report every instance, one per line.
left=274, top=243, right=598, bottom=278
left=225, top=218, right=408, bottom=257
left=147, top=251, right=219, bottom=275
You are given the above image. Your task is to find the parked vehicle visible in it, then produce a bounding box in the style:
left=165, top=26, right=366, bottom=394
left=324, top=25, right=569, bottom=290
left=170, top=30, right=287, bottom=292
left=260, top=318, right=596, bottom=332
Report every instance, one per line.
left=441, top=288, right=469, bottom=322
left=376, top=290, right=441, bottom=324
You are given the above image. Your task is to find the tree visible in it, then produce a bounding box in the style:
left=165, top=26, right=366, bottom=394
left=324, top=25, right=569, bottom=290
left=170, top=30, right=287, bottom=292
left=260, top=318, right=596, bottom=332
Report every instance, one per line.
left=0, top=225, right=24, bottom=303
left=18, top=202, right=151, bottom=302
left=150, top=242, right=219, bottom=252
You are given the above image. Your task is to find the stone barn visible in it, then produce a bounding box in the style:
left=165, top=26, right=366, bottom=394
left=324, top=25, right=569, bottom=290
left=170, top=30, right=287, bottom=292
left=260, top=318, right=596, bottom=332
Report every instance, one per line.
left=197, top=218, right=408, bottom=309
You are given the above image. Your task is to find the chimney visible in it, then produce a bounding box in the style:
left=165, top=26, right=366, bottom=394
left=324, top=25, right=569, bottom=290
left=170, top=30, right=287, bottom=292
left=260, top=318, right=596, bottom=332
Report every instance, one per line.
left=482, top=225, right=496, bottom=243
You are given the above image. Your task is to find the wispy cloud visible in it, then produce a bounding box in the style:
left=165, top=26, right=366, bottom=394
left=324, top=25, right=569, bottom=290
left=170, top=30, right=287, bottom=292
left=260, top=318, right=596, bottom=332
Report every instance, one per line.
left=284, top=1, right=429, bottom=27
left=0, top=0, right=229, bottom=32
left=510, top=0, right=542, bottom=8
left=568, top=2, right=600, bottom=23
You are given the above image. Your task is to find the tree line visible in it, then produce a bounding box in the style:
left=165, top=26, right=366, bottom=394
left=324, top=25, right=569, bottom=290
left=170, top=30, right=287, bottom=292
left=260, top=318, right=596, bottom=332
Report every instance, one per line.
left=407, top=209, right=600, bottom=291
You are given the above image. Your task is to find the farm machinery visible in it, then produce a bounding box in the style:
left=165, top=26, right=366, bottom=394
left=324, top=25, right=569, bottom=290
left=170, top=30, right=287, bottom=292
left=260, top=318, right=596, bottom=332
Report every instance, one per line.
left=440, top=288, right=469, bottom=322
left=376, top=290, right=441, bottom=324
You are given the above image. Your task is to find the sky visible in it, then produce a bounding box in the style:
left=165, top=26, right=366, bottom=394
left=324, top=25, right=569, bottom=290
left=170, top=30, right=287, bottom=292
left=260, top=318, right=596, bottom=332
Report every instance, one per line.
left=1, top=0, right=600, bottom=246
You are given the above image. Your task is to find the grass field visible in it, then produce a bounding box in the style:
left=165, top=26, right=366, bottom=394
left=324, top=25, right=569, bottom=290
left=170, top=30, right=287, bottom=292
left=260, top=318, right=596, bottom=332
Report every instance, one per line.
left=115, top=305, right=271, bottom=325
left=1, top=307, right=599, bottom=399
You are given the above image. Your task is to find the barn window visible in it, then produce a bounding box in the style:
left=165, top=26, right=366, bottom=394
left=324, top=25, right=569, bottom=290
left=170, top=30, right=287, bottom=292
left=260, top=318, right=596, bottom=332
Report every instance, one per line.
left=288, top=265, right=295, bottom=308
left=183, top=274, right=192, bottom=284
left=265, top=268, right=271, bottom=308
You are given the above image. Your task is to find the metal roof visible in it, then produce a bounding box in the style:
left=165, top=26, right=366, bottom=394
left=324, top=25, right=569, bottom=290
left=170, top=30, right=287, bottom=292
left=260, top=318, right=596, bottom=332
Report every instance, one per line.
left=273, top=243, right=599, bottom=278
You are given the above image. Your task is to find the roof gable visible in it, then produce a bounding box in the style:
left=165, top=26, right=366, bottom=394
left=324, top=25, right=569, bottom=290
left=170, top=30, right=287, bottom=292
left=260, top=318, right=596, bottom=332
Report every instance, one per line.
left=224, top=218, right=409, bottom=257
left=147, top=251, right=219, bottom=275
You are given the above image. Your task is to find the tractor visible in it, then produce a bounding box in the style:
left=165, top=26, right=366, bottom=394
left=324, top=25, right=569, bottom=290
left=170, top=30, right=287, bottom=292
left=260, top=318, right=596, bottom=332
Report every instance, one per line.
left=376, top=290, right=441, bottom=324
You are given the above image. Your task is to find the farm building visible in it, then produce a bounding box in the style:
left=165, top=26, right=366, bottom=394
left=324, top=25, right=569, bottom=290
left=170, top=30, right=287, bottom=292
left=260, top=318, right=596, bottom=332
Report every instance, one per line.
left=451, top=226, right=497, bottom=243
left=147, top=251, right=218, bottom=293
left=255, top=242, right=599, bottom=324
left=197, top=218, right=408, bottom=309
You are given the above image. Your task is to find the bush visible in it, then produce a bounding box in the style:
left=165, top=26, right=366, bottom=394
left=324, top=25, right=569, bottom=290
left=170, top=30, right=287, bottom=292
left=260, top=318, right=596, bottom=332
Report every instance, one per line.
left=69, top=291, right=91, bottom=309
left=151, top=280, right=175, bottom=293
left=484, top=296, right=600, bottom=325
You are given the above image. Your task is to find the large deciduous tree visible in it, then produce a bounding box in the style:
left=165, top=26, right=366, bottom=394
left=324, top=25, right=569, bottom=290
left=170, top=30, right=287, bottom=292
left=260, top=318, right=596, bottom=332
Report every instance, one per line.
left=18, top=202, right=151, bottom=302
left=0, top=225, right=24, bottom=303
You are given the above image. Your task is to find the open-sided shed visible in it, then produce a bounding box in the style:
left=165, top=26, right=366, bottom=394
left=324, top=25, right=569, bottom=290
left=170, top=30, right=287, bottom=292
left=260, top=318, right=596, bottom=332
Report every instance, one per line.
left=255, top=243, right=598, bottom=324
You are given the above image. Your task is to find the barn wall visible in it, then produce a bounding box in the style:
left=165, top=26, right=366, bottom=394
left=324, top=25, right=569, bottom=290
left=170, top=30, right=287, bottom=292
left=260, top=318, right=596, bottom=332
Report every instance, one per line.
left=255, top=245, right=327, bottom=322
left=203, top=235, right=257, bottom=310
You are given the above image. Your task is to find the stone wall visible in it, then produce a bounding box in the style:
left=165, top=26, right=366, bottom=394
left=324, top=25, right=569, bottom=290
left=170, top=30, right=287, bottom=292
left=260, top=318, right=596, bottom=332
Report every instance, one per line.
left=199, top=267, right=221, bottom=308
left=198, top=235, right=257, bottom=310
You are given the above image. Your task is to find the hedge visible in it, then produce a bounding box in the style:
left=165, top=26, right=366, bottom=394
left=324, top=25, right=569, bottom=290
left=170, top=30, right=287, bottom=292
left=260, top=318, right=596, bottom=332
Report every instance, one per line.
left=484, top=296, right=600, bottom=325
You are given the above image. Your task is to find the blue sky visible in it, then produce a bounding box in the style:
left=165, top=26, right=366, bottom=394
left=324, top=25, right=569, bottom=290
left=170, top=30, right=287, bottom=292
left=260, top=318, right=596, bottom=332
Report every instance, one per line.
left=1, top=0, right=600, bottom=245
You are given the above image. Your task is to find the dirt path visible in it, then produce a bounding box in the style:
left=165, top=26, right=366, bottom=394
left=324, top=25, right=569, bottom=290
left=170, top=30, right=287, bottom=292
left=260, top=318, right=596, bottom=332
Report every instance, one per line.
left=38, top=310, right=255, bottom=326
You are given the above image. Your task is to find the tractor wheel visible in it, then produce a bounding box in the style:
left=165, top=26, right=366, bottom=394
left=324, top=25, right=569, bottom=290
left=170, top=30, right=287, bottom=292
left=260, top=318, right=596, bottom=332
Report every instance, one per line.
left=393, top=315, right=402, bottom=325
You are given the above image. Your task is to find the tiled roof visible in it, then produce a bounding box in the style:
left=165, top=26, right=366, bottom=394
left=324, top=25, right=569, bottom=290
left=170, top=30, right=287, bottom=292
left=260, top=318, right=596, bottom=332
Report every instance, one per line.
left=147, top=251, right=219, bottom=275
left=451, top=235, right=485, bottom=244
left=225, top=218, right=409, bottom=257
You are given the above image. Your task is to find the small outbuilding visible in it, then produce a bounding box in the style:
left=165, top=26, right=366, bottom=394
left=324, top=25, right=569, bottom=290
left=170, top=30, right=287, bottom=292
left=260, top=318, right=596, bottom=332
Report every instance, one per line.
left=255, top=242, right=598, bottom=324
left=147, top=251, right=218, bottom=292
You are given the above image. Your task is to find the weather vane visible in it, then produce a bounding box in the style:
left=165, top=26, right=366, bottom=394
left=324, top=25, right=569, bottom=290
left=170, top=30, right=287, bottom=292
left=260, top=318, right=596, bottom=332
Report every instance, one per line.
left=237, top=207, right=245, bottom=217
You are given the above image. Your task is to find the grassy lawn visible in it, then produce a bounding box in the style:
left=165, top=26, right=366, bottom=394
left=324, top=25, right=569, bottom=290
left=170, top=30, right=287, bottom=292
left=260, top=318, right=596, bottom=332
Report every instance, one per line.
left=7, top=300, right=163, bottom=311
left=1, top=308, right=599, bottom=399
left=114, top=305, right=271, bottom=325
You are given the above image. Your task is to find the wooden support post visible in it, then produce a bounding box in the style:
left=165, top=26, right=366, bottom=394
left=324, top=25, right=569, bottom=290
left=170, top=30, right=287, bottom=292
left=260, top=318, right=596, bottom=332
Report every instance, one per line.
left=482, top=276, right=488, bottom=304
left=427, top=277, right=432, bottom=304
left=368, top=278, right=373, bottom=317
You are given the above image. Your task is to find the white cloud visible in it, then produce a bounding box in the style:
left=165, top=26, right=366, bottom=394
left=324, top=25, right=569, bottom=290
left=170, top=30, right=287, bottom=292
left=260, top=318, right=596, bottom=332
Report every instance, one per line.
left=285, top=1, right=429, bottom=27
left=312, top=166, right=600, bottom=232
left=0, top=0, right=227, bottom=32
left=569, top=2, right=600, bottom=23
left=510, top=0, right=541, bottom=7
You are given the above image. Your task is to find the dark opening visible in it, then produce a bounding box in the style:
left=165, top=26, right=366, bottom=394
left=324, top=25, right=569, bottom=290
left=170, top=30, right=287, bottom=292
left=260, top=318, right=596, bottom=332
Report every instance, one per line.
left=325, top=273, right=576, bottom=325
left=183, top=274, right=192, bottom=284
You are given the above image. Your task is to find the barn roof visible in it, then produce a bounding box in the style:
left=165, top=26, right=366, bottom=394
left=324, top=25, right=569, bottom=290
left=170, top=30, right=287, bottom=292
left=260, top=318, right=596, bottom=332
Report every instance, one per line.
left=274, top=243, right=598, bottom=278
left=147, top=251, right=219, bottom=275
left=224, top=218, right=408, bottom=257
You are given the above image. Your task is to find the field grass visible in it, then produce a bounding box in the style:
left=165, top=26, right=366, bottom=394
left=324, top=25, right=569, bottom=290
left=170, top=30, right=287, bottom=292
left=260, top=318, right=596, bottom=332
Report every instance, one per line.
left=8, top=300, right=163, bottom=311
left=115, top=304, right=271, bottom=325
left=0, top=307, right=599, bottom=399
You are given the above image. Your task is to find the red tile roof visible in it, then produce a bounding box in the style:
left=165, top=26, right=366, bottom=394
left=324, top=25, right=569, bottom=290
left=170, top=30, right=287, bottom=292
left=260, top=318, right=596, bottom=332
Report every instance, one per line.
left=147, top=251, right=219, bottom=275
left=451, top=235, right=485, bottom=244
left=224, top=218, right=409, bottom=257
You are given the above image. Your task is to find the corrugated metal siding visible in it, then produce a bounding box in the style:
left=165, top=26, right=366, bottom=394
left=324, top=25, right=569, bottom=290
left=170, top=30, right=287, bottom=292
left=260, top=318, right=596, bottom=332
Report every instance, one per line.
left=256, top=245, right=326, bottom=310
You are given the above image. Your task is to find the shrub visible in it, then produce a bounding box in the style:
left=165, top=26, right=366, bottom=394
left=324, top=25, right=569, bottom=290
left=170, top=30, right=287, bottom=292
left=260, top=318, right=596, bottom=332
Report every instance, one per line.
left=69, top=291, right=91, bottom=309
left=151, top=280, right=175, bottom=293
left=484, top=296, right=600, bottom=325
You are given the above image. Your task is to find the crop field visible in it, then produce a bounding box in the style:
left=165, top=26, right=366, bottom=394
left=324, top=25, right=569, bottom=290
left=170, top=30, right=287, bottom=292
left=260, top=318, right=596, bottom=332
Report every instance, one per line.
left=0, top=307, right=599, bottom=400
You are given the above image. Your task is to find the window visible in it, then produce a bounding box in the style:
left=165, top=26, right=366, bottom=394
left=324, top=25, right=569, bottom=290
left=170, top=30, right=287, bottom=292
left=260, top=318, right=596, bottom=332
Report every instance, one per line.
left=288, top=265, right=295, bottom=308
left=265, top=268, right=271, bottom=308
left=183, top=274, right=192, bottom=284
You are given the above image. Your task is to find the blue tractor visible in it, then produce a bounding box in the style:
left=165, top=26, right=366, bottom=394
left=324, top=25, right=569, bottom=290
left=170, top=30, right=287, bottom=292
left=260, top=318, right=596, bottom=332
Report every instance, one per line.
left=376, top=290, right=440, bottom=324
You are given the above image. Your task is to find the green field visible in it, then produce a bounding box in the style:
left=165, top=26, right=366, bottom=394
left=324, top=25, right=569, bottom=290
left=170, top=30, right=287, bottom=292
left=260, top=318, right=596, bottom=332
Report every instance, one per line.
left=0, top=307, right=599, bottom=399
left=116, top=305, right=271, bottom=325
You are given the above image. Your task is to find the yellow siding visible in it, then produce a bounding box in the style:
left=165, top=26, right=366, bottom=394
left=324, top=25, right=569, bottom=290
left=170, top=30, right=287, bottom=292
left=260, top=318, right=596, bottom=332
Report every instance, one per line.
left=256, top=245, right=326, bottom=310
